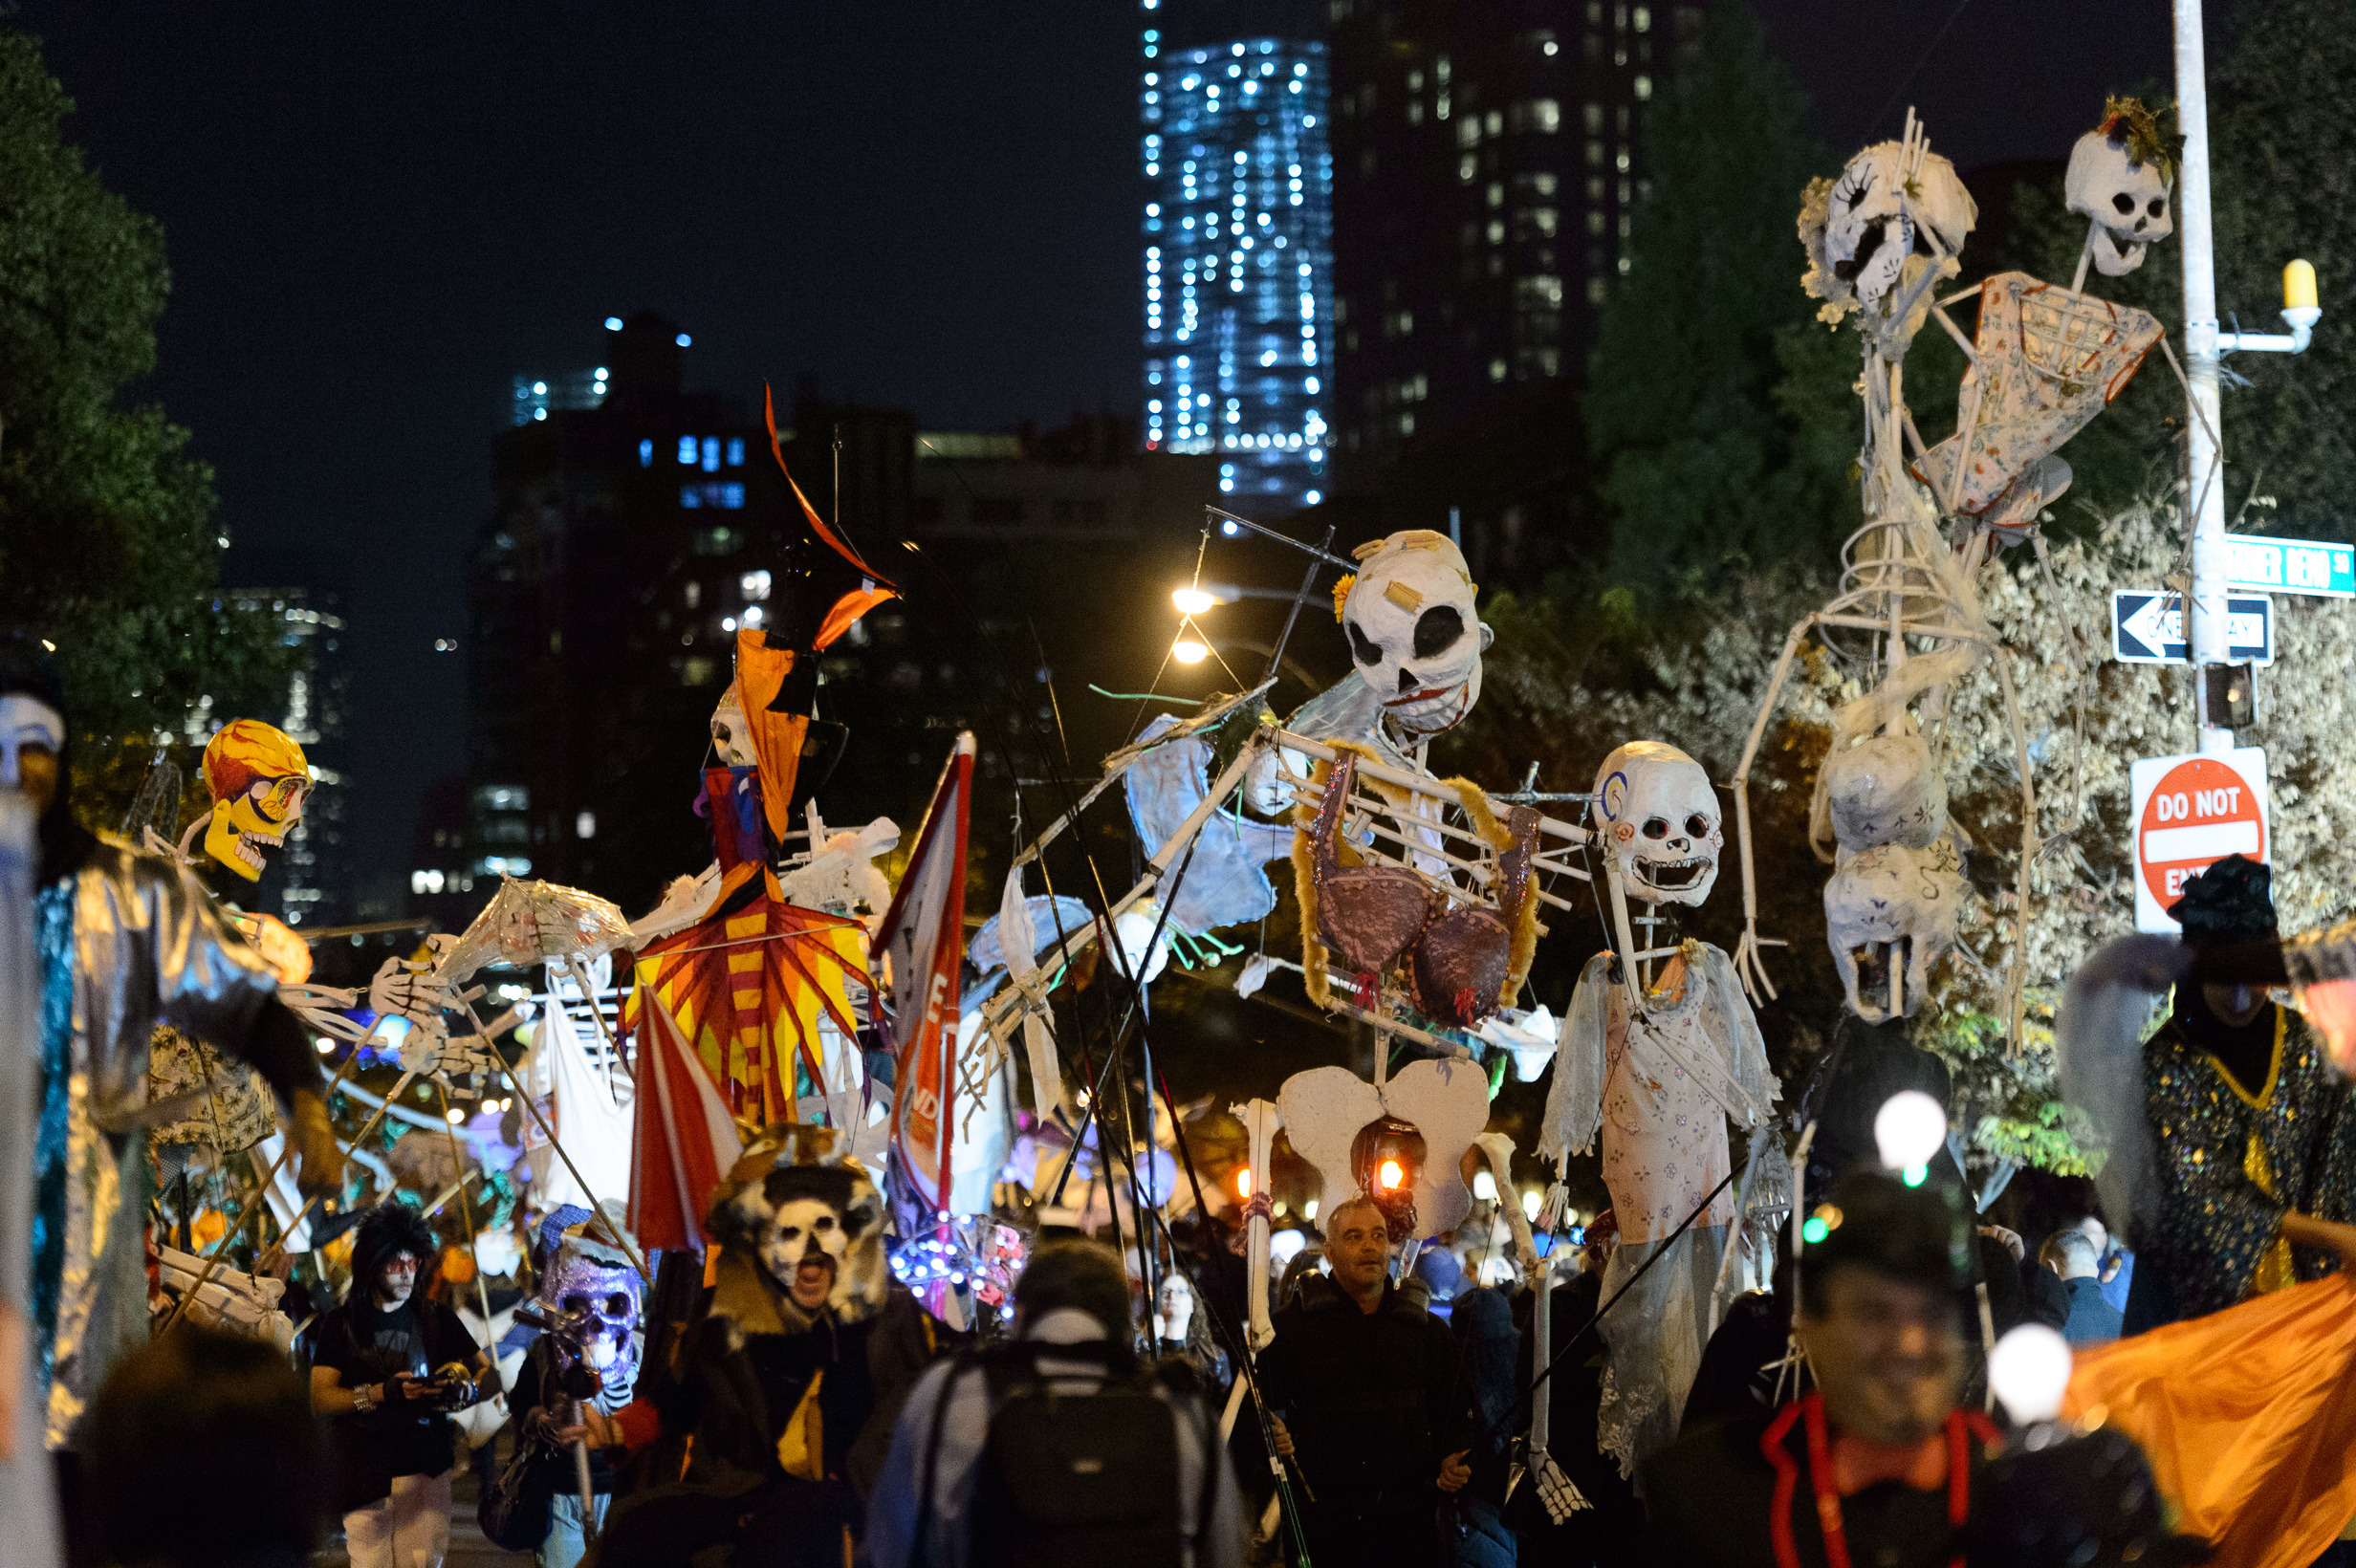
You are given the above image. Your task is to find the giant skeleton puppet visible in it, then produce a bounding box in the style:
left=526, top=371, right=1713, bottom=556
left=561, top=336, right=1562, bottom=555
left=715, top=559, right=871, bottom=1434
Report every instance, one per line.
left=1541, top=740, right=1775, bottom=1475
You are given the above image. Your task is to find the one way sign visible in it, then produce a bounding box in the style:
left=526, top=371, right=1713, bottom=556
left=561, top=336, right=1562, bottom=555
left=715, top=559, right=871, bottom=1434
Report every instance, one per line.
left=2111, top=590, right=2275, bottom=666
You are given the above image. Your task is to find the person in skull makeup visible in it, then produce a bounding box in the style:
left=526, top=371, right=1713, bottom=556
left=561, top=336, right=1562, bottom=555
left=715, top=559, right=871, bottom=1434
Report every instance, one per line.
left=510, top=1206, right=644, bottom=1568
left=306, top=1203, right=491, bottom=1568
left=0, top=634, right=342, bottom=1472
left=593, top=1126, right=952, bottom=1568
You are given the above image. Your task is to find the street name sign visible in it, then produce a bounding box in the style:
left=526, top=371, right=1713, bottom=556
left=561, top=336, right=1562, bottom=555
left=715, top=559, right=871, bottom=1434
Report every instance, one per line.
left=2129, top=747, right=2270, bottom=933
left=2224, top=534, right=2356, bottom=598
left=2111, top=590, right=2274, bottom=666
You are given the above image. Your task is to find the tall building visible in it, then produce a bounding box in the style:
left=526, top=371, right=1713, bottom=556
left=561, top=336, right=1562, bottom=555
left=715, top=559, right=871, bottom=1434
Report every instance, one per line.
left=218, top=587, right=353, bottom=930
left=1140, top=2, right=1334, bottom=516
left=1326, top=0, right=1703, bottom=462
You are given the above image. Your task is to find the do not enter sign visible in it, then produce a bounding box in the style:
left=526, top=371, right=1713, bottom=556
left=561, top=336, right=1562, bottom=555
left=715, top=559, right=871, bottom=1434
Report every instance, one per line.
left=2128, top=747, right=2271, bottom=932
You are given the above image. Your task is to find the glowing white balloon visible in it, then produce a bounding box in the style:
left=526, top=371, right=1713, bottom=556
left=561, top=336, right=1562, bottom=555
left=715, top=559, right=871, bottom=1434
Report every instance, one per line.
left=1873, top=1090, right=1948, bottom=1172
left=1989, top=1322, right=2074, bottom=1425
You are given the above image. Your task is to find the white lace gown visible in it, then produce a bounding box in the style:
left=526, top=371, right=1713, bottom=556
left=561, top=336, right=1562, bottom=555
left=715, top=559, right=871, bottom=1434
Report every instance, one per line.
left=1540, top=941, right=1775, bottom=1474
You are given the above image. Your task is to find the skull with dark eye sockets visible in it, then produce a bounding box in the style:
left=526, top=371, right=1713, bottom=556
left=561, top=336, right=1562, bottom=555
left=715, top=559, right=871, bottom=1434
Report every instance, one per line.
left=1339, top=531, right=1493, bottom=741
left=539, top=1211, right=644, bottom=1390
left=1594, top=740, right=1723, bottom=908
left=2065, top=112, right=2174, bottom=278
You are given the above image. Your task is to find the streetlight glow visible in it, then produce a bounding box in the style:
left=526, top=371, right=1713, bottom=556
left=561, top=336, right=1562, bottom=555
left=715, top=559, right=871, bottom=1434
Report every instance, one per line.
left=1171, top=638, right=1211, bottom=664
left=1172, top=586, right=1217, bottom=615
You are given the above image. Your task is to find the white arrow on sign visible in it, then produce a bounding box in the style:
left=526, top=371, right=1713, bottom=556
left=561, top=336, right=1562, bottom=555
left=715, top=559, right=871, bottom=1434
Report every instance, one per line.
left=2110, top=590, right=2275, bottom=666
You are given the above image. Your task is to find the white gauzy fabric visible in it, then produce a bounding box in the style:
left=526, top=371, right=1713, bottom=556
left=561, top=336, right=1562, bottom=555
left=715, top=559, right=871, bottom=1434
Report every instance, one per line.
left=1596, top=1225, right=1728, bottom=1479
left=533, top=985, right=633, bottom=1211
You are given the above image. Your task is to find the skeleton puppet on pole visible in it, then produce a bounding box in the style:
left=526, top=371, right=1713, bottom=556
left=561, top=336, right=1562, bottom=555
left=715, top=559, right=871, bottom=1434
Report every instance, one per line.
left=1541, top=740, right=1775, bottom=1476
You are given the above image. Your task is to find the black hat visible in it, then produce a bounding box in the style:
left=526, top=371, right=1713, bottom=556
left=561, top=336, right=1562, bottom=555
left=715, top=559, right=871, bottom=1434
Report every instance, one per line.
left=2168, top=853, right=2277, bottom=943
left=1799, top=1167, right=1968, bottom=1316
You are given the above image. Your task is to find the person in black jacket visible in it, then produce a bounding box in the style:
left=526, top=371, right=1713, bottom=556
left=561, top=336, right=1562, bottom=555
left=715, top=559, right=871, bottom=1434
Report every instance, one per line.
left=1256, top=1196, right=1474, bottom=1568
left=1511, top=1229, right=1643, bottom=1566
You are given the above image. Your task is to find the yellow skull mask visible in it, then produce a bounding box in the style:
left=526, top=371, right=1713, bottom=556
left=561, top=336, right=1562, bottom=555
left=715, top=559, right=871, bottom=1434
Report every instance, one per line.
left=201, top=720, right=311, bottom=882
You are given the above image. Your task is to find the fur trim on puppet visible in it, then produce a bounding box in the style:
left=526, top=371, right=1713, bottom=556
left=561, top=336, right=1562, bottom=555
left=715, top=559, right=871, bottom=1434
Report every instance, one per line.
left=704, top=1126, right=889, bottom=1336
left=1441, top=775, right=1545, bottom=1009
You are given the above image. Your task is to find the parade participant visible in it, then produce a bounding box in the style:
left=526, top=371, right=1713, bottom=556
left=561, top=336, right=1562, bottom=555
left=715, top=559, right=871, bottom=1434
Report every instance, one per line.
left=2039, top=1228, right=2122, bottom=1345
left=866, top=1239, right=1244, bottom=1568
left=593, top=1127, right=946, bottom=1568
left=1256, top=1196, right=1473, bottom=1568
left=1442, top=1287, right=1517, bottom=1568
left=306, top=1204, right=491, bottom=1568
left=2060, top=856, right=2356, bottom=1332
left=508, top=1207, right=644, bottom=1568
left=87, top=1325, right=326, bottom=1568
left=1642, top=1169, right=1998, bottom=1568
left=0, top=634, right=342, bottom=1460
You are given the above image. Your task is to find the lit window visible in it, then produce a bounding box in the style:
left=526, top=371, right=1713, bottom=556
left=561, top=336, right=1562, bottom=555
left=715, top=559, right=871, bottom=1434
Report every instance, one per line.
left=639, top=439, right=654, bottom=467
left=702, top=436, right=721, bottom=472
left=675, top=332, right=692, bottom=347
left=533, top=408, right=547, bottom=422
left=741, top=569, right=772, bottom=600
left=678, top=435, right=698, bottom=465
left=727, top=437, right=745, bottom=466
left=576, top=811, right=597, bottom=839
left=604, top=316, right=623, bottom=330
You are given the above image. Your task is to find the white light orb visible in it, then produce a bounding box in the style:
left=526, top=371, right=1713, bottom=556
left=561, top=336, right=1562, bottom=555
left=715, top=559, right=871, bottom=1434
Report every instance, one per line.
left=1873, top=1090, right=1948, bottom=1172
left=1989, top=1323, right=2074, bottom=1425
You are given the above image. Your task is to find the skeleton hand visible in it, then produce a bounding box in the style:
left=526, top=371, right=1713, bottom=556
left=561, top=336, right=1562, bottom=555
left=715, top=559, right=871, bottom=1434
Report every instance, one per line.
left=1528, top=1449, right=1590, bottom=1523
left=1734, top=922, right=1779, bottom=1005
left=368, top=937, right=462, bottom=1026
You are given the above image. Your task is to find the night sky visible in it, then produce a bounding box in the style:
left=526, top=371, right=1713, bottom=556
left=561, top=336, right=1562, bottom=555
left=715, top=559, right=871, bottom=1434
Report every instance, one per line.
left=26, top=0, right=2174, bottom=898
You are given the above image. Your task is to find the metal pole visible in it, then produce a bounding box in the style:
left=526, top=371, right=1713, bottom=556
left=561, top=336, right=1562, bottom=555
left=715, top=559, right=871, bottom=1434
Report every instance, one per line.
left=2174, top=0, right=2233, bottom=751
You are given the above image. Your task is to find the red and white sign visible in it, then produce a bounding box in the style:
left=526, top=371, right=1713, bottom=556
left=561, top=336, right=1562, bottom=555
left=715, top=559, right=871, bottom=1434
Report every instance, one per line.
left=2129, top=747, right=2270, bottom=932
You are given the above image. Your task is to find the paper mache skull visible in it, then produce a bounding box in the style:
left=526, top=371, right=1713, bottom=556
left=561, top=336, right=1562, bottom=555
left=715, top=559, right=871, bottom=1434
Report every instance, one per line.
left=200, top=719, right=311, bottom=882
left=1278, top=1058, right=1489, bottom=1242
left=1823, top=834, right=1964, bottom=1022
left=710, top=683, right=758, bottom=768
left=705, top=1124, right=890, bottom=1334
left=539, top=1206, right=644, bottom=1396
left=2065, top=98, right=2175, bottom=279
left=1800, top=142, right=1976, bottom=321
left=1337, top=530, right=1492, bottom=742
left=1592, top=741, right=1722, bottom=907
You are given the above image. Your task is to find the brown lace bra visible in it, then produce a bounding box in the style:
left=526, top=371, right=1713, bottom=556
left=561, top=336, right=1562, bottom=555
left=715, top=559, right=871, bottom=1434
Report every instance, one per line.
left=1309, top=751, right=1539, bottom=1028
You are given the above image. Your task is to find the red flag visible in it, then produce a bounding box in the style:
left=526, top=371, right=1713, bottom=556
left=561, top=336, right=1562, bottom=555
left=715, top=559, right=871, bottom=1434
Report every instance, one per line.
left=626, top=990, right=745, bottom=1252
left=874, top=732, right=976, bottom=1215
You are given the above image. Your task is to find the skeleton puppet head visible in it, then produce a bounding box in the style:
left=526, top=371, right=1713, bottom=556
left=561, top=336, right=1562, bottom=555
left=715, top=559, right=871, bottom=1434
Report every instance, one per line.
left=201, top=720, right=311, bottom=882
left=539, top=1209, right=643, bottom=1394
left=1804, top=142, right=1976, bottom=316
left=1337, top=531, right=1492, bottom=741
left=2065, top=98, right=2175, bottom=278
left=707, top=1131, right=889, bottom=1333
left=1592, top=741, right=1722, bottom=906
left=709, top=684, right=758, bottom=768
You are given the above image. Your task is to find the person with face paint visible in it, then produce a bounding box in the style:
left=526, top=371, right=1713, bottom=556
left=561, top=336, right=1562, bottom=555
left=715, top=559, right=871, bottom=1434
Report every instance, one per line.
left=591, top=1130, right=953, bottom=1568
left=305, top=1204, right=490, bottom=1568
left=0, top=634, right=342, bottom=1474
left=508, top=1207, right=644, bottom=1568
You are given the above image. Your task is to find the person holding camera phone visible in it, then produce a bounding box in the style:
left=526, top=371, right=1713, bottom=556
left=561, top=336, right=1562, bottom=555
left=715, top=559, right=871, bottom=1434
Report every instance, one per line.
left=306, top=1204, right=491, bottom=1568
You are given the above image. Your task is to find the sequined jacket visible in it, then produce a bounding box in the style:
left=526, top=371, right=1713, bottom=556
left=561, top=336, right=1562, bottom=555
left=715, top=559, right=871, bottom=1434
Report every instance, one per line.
left=2144, top=1005, right=2340, bottom=1320
left=42, top=843, right=281, bottom=1448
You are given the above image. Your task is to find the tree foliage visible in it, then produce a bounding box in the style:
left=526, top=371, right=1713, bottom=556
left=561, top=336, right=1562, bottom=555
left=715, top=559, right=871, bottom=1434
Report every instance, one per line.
left=0, top=27, right=294, bottom=773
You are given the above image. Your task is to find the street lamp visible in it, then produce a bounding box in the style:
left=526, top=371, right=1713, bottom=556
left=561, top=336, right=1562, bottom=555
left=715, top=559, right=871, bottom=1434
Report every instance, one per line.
left=1171, top=638, right=1211, bottom=664
left=2217, top=258, right=2323, bottom=354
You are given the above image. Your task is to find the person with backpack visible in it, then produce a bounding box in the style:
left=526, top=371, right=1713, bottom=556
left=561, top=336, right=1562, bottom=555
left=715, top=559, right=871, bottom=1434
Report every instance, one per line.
left=865, top=1239, right=1246, bottom=1568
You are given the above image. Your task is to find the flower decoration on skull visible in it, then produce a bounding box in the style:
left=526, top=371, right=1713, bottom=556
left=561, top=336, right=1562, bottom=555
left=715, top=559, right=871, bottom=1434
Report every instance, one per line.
left=1591, top=740, right=1722, bottom=907
left=539, top=1209, right=644, bottom=1398
left=201, top=720, right=311, bottom=882
left=2065, top=97, right=2177, bottom=279
left=705, top=1124, right=890, bottom=1334
left=1338, top=530, right=1493, bottom=742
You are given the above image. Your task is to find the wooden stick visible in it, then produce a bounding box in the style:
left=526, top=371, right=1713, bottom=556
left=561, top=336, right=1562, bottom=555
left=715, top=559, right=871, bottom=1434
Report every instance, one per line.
left=433, top=1078, right=499, bottom=1345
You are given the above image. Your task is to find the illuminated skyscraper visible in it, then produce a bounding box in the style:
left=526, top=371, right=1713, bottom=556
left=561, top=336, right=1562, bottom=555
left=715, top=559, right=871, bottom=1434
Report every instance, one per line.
left=1141, top=8, right=1332, bottom=514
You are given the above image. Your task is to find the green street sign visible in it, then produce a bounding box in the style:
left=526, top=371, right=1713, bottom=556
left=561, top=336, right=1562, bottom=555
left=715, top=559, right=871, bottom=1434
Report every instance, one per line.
left=2225, top=534, right=2356, bottom=598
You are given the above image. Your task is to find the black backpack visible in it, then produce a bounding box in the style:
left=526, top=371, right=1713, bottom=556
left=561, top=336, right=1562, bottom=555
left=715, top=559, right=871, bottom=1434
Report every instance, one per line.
left=923, top=1342, right=1210, bottom=1568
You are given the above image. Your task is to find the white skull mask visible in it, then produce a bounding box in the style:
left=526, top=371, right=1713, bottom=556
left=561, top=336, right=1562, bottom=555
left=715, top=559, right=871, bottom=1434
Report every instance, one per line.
left=1822, top=837, right=1963, bottom=1022
left=758, top=1196, right=849, bottom=1288
left=710, top=684, right=757, bottom=768
left=2065, top=120, right=2173, bottom=278
left=1593, top=741, right=1722, bottom=907
left=1340, top=531, right=1492, bottom=740
left=1813, top=142, right=1975, bottom=312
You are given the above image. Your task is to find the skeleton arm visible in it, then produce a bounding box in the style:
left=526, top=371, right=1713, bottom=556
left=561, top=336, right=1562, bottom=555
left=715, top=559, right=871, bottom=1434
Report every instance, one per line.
left=1728, top=617, right=1818, bottom=1003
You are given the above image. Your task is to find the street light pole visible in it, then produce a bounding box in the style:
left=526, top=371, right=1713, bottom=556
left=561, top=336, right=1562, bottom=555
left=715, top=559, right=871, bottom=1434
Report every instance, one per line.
left=2173, top=0, right=2234, bottom=753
